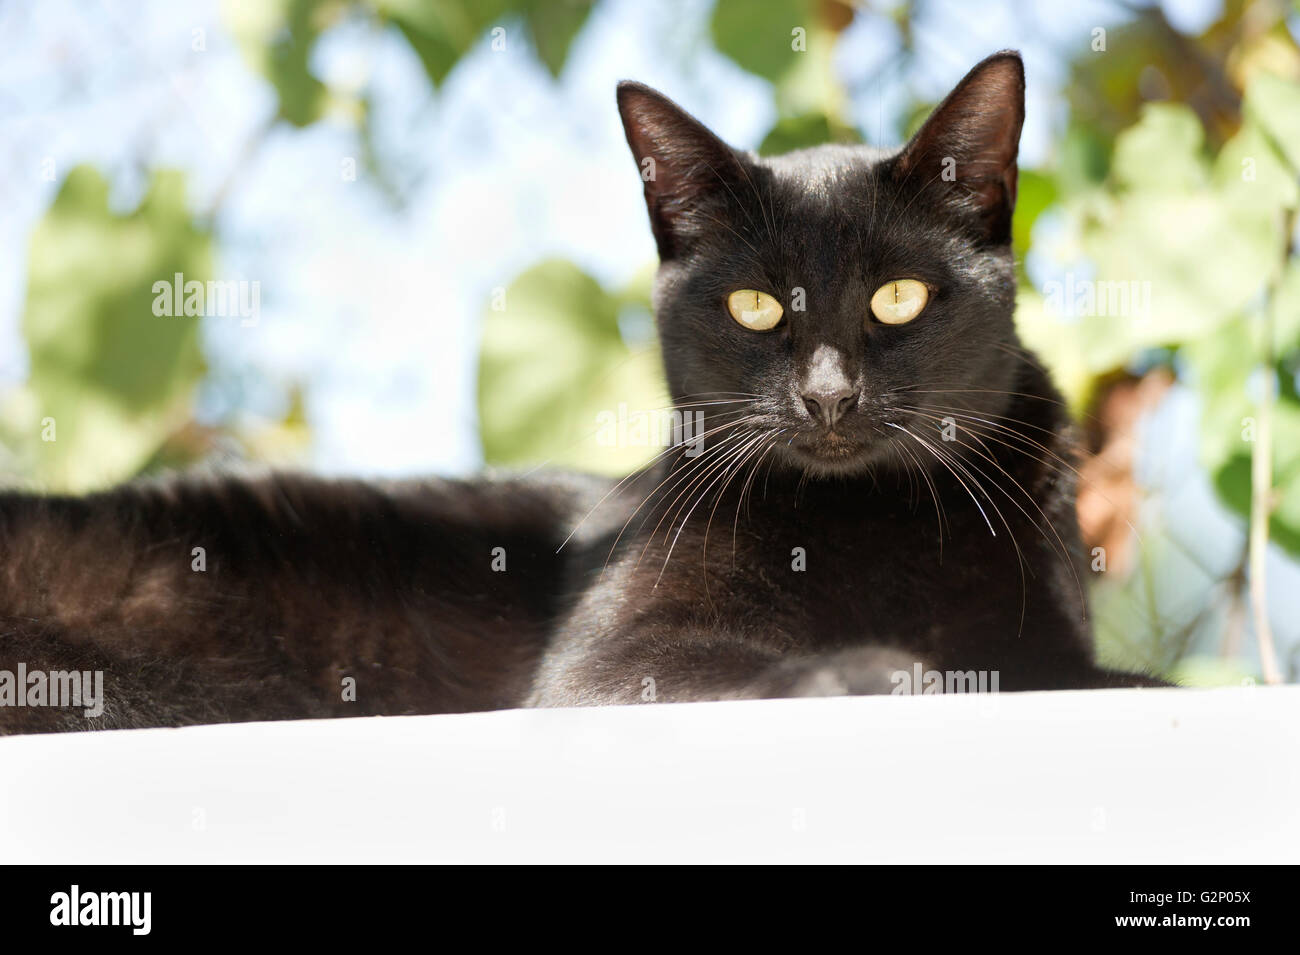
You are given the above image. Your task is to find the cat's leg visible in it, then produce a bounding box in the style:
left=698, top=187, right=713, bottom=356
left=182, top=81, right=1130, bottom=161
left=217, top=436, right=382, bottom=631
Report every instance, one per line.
left=0, top=623, right=176, bottom=734
left=528, top=629, right=929, bottom=706
left=1053, top=664, right=1174, bottom=689
left=762, top=646, right=936, bottom=697
left=936, top=650, right=1174, bottom=691
left=529, top=622, right=1170, bottom=706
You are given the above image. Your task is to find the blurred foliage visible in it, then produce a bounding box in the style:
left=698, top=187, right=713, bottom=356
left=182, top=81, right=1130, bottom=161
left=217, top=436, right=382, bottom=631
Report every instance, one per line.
left=717, top=0, right=860, bottom=150
left=478, top=260, right=665, bottom=474
left=4, top=167, right=210, bottom=492
left=221, top=0, right=596, bottom=126
left=6, top=0, right=598, bottom=492
left=1019, top=74, right=1300, bottom=558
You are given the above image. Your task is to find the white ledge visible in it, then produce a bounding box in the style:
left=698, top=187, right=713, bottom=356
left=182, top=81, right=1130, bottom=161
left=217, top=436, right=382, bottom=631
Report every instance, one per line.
left=1, top=686, right=1296, bottom=863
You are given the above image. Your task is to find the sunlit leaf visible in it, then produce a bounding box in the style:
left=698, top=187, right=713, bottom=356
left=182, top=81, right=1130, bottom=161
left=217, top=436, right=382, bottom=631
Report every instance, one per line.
left=478, top=260, right=667, bottom=474
left=1270, top=259, right=1300, bottom=353
left=14, top=166, right=211, bottom=491
left=379, top=0, right=510, bottom=88
left=1058, top=102, right=1288, bottom=372
left=711, top=0, right=816, bottom=83
left=1213, top=120, right=1299, bottom=210
left=1111, top=103, right=1208, bottom=192
left=1184, top=320, right=1300, bottom=558
left=222, top=0, right=343, bottom=127
left=1243, top=71, right=1300, bottom=170
left=1012, top=168, right=1058, bottom=262
left=758, top=111, right=859, bottom=155
left=524, top=0, right=595, bottom=77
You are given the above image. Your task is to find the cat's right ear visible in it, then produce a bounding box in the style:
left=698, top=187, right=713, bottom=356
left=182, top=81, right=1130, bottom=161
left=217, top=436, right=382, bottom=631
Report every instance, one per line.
left=892, top=51, right=1025, bottom=245
left=617, top=82, right=744, bottom=261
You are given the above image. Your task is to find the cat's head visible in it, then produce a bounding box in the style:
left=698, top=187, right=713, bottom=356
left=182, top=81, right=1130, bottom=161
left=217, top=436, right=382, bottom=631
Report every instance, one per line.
left=618, top=52, right=1027, bottom=478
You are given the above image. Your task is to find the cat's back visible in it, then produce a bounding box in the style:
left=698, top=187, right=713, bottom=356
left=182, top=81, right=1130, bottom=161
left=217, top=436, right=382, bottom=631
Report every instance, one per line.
left=0, top=469, right=613, bottom=732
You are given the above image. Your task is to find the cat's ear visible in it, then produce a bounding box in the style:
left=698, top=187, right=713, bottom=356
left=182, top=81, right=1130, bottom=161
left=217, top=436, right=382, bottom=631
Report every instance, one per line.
left=892, top=51, right=1024, bottom=245
left=617, top=81, right=745, bottom=260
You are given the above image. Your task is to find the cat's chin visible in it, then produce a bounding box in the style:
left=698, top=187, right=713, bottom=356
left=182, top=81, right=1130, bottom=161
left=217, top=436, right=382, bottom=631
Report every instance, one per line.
left=780, top=433, right=885, bottom=478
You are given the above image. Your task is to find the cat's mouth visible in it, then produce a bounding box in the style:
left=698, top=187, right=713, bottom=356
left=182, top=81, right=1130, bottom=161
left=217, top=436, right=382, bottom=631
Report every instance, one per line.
left=784, top=428, right=876, bottom=474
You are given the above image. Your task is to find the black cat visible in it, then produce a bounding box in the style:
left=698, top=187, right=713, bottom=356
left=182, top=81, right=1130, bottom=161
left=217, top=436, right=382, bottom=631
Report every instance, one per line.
left=0, top=51, right=1164, bottom=735
left=531, top=51, right=1166, bottom=704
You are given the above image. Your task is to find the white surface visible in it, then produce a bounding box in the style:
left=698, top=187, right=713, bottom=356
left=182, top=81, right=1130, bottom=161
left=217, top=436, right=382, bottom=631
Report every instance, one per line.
left=1, top=687, right=1296, bottom=863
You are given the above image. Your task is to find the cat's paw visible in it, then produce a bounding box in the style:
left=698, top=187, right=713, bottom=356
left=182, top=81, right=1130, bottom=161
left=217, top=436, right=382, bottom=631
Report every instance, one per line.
left=775, top=647, right=925, bottom=698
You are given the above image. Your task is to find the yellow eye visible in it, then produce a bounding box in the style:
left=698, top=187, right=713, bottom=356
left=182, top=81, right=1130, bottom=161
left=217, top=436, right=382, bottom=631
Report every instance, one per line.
left=870, top=279, right=929, bottom=325
left=726, top=289, right=784, bottom=331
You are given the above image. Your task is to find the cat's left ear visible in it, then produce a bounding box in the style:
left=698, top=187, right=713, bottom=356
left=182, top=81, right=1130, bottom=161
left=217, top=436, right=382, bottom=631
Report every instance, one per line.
left=893, top=51, right=1024, bottom=245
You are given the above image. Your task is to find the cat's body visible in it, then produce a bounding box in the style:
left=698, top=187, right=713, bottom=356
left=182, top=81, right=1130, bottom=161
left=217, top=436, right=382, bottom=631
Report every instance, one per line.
left=0, top=472, right=614, bottom=732
left=534, top=363, right=1118, bottom=706
left=0, top=52, right=1166, bottom=735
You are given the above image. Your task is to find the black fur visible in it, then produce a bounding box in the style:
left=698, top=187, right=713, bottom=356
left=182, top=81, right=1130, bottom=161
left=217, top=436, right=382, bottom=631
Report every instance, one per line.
left=0, top=52, right=1164, bottom=735
left=533, top=52, right=1166, bottom=703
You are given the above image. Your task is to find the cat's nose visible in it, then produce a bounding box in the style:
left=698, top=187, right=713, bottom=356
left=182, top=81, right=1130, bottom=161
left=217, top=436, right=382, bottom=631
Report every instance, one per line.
left=801, top=387, right=858, bottom=429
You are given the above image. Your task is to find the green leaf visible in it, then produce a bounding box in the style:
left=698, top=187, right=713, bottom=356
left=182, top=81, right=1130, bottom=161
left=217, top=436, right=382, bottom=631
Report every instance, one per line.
left=1067, top=171, right=1284, bottom=371
left=758, top=111, right=859, bottom=155
left=1183, top=319, right=1300, bottom=559
left=14, top=166, right=211, bottom=491
left=227, top=1, right=588, bottom=125
left=1056, top=124, right=1110, bottom=191
left=1269, top=438, right=1300, bottom=557
left=1213, top=120, right=1299, bottom=210
left=1062, top=105, right=1263, bottom=371
left=1011, top=168, right=1058, bottom=259
left=1270, top=259, right=1300, bottom=353
left=1012, top=289, right=1091, bottom=410
left=222, top=0, right=341, bottom=127
left=711, top=0, right=814, bottom=83
left=1208, top=397, right=1300, bottom=559
left=524, top=0, right=595, bottom=78
left=381, top=0, right=589, bottom=87
left=1243, top=71, right=1300, bottom=170
left=1110, top=103, right=1208, bottom=192
left=477, top=260, right=668, bottom=474
left=1183, top=320, right=1256, bottom=476
left=379, top=0, right=510, bottom=88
